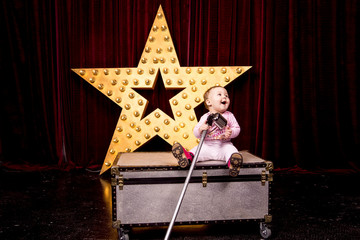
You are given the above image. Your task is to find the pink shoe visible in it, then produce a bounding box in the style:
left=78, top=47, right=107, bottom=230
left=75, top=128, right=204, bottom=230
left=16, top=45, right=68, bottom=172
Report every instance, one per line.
left=172, top=143, right=193, bottom=168
left=228, top=153, right=243, bottom=177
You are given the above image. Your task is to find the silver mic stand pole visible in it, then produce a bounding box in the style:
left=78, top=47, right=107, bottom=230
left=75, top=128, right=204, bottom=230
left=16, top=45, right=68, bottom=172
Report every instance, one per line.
left=164, top=130, right=207, bottom=240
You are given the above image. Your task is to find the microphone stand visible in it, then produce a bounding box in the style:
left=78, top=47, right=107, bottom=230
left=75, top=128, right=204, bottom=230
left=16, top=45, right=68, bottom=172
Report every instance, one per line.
left=164, top=130, right=207, bottom=240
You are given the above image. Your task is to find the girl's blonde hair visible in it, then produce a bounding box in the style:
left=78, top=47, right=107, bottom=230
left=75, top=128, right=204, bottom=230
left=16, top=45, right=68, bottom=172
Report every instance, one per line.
left=203, top=86, right=224, bottom=110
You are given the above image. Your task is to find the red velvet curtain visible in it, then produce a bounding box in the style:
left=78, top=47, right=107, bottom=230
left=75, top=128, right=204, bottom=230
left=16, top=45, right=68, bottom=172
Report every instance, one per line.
left=1, top=0, right=359, bottom=171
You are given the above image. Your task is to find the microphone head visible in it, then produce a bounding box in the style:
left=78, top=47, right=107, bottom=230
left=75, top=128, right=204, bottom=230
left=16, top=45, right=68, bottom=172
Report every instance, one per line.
left=207, top=113, right=227, bottom=129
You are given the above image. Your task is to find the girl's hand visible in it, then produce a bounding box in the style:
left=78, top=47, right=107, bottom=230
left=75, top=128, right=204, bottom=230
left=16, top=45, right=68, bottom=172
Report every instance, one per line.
left=221, top=126, right=232, bottom=139
left=199, top=123, right=210, bottom=133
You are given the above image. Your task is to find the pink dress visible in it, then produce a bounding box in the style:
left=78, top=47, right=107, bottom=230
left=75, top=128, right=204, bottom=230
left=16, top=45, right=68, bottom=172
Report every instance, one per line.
left=190, top=111, right=240, bottom=163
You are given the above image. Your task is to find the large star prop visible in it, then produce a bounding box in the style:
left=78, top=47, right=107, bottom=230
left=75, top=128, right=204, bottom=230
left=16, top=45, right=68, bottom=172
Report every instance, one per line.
left=72, top=5, right=251, bottom=174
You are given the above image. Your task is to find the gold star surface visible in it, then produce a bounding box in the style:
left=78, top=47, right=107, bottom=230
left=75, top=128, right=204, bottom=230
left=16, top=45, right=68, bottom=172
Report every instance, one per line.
left=72, top=5, right=251, bottom=174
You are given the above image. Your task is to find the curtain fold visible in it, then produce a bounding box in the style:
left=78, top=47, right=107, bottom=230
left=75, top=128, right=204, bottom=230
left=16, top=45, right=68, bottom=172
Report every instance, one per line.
left=1, top=0, right=359, bottom=171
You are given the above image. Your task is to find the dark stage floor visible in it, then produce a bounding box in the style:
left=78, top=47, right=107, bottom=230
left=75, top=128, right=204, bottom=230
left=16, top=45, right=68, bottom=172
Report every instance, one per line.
left=0, top=167, right=359, bottom=240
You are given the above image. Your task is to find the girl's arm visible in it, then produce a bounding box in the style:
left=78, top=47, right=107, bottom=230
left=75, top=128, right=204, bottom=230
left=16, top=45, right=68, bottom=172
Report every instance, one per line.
left=227, top=112, right=241, bottom=139
left=193, top=113, right=209, bottom=138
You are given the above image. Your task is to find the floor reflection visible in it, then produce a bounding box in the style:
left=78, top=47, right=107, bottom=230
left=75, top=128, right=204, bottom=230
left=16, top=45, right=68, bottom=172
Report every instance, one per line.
left=0, top=169, right=359, bottom=239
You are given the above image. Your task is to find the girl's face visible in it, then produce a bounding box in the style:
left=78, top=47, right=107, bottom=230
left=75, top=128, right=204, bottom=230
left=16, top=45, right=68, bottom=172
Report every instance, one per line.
left=205, top=87, right=230, bottom=113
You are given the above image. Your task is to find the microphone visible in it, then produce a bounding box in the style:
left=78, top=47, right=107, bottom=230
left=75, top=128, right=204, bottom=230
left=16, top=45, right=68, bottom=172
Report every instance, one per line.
left=206, top=113, right=227, bottom=129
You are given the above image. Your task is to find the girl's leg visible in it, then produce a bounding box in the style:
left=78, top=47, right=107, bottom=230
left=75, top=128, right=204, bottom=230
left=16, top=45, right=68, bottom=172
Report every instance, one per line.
left=172, top=142, right=194, bottom=168
left=228, top=152, right=243, bottom=177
